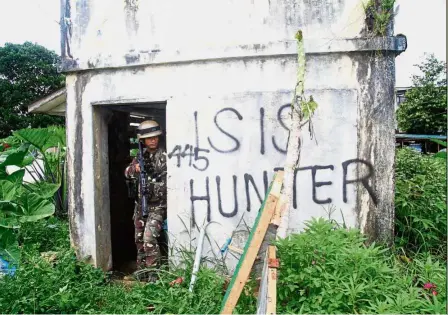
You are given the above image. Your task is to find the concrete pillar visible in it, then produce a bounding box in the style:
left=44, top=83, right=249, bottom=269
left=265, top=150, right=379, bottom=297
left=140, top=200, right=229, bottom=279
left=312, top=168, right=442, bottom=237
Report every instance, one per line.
left=66, top=73, right=112, bottom=270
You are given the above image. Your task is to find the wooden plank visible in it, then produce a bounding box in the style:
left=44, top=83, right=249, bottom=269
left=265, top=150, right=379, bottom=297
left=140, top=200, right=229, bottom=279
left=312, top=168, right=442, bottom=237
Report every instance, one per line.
left=255, top=250, right=269, bottom=314
left=228, top=245, right=261, bottom=260
left=266, top=245, right=277, bottom=315
left=270, top=193, right=286, bottom=227
left=220, top=171, right=284, bottom=314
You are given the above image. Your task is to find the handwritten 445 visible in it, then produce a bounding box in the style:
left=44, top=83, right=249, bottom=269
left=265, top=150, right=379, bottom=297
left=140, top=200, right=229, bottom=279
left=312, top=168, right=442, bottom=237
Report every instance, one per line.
left=168, top=144, right=209, bottom=171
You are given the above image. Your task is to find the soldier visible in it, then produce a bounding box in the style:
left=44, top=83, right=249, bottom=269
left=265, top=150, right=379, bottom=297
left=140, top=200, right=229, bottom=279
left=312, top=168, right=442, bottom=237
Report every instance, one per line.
left=124, top=120, right=167, bottom=279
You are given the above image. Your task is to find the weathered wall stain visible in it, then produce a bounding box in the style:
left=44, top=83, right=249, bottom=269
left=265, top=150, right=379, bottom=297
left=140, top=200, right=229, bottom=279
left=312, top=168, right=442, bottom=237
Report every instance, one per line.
left=124, top=0, right=140, bottom=41
left=354, top=50, right=395, bottom=244
left=69, top=73, right=92, bottom=254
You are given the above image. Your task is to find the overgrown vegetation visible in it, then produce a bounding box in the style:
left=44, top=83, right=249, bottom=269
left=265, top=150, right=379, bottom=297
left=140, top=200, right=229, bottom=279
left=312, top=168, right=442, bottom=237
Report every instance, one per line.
left=0, top=145, right=446, bottom=314
left=0, top=42, right=65, bottom=138
left=397, top=55, right=447, bottom=135
left=395, top=147, right=447, bottom=257
left=0, top=213, right=445, bottom=314
left=0, top=127, right=66, bottom=264
left=364, top=0, right=396, bottom=36
left=0, top=218, right=254, bottom=314
left=276, top=218, right=446, bottom=314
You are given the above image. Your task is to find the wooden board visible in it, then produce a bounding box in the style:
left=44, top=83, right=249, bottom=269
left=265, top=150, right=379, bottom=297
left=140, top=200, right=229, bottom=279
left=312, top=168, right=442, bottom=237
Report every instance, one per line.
left=266, top=245, right=277, bottom=315
left=255, top=246, right=277, bottom=315
left=220, top=171, right=284, bottom=314
left=270, top=193, right=286, bottom=227
left=256, top=250, right=269, bottom=314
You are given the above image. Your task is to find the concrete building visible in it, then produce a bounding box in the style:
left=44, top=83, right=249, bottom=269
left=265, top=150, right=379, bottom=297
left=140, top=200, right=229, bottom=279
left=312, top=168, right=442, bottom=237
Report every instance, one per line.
left=30, top=0, right=406, bottom=272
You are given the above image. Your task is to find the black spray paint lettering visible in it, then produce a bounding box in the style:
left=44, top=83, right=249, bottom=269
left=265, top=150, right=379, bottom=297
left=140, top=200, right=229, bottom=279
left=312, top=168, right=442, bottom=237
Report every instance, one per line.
left=342, top=159, right=378, bottom=206
left=168, top=112, right=210, bottom=171
left=216, top=175, right=238, bottom=217
left=189, top=159, right=378, bottom=222
left=311, top=165, right=335, bottom=204
left=244, top=172, right=268, bottom=212
left=193, top=111, right=210, bottom=171
left=272, top=104, right=290, bottom=154
left=190, top=177, right=211, bottom=226
left=207, top=108, right=243, bottom=153
left=168, top=104, right=292, bottom=171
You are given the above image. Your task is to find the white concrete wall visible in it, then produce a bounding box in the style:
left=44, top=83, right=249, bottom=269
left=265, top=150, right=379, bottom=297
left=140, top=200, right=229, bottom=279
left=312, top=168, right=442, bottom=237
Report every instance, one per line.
left=64, top=0, right=368, bottom=67
left=63, top=0, right=401, bottom=270
left=66, top=53, right=390, bottom=269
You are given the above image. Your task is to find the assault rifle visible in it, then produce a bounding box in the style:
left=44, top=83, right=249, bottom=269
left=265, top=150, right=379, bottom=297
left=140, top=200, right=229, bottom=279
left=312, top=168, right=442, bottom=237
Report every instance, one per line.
left=137, top=140, right=149, bottom=217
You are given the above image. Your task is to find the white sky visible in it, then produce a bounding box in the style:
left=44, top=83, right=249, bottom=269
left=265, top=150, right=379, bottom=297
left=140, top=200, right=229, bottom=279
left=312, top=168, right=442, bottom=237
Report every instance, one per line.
left=0, top=0, right=445, bottom=87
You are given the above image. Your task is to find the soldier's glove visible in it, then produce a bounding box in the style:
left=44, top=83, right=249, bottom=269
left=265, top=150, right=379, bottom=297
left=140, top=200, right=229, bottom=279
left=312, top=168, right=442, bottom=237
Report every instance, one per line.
left=125, top=178, right=137, bottom=198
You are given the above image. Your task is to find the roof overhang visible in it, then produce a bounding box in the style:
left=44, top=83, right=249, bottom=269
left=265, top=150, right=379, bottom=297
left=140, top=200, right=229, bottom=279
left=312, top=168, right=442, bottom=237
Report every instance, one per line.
left=28, top=88, right=66, bottom=116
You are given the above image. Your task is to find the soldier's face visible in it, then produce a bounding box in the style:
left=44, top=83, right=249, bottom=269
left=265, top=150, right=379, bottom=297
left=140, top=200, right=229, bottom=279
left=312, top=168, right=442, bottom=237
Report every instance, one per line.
left=144, top=136, right=159, bottom=150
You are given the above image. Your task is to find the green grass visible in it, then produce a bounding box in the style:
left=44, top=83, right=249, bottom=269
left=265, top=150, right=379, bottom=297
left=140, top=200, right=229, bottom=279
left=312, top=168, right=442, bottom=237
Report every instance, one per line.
left=395, top=148, right=447, bottom=258
left=0, top=217, right=256, bottom=314
left=0, top=148, right=446, bottom=314
left=276, top=218, right=446, bottom=314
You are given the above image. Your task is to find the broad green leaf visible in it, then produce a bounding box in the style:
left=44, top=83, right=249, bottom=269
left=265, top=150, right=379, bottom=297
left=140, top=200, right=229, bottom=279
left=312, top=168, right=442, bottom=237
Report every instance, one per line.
left=0, top=180, right=17, bottom=201
left=14, top=127, right=65, bottom=153
left=21, top=154, right=35, bottom=167
left=0, top=202, right=21, bottom=228
left=6, top=170, right=25, bottom=186
left=18, top=193, right=55, bottom=222
left=0, top=166, right=7, bottom=180
left=0, top=150, right=26, bottom=167
left=0, top=227, right=20, bottom=265
left=27, top=182, right=60, bottom=199
left=433, top=151, right=447, bottom=159
left=429, top=138, right=447, bottom=147
left=302, top=96, right=318, bottom=119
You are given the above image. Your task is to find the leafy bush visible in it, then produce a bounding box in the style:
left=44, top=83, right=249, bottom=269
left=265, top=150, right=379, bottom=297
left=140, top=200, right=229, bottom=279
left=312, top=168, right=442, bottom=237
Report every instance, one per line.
left=0, top=126, right=67, bottom=264
left=19, top=216, right=69, bottom=252
left=1, top=216, right=446, bottom=314
left=395, top=148, right=447, bottom=257
left=276, top=218, right=446, bottom=314
left=0, top=216, right=251, bottom=314
left=397, top=54, right=447, bottom=135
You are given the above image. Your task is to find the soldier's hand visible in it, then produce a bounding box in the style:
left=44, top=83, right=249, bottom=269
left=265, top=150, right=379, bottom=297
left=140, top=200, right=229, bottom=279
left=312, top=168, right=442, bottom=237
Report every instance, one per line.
left=134, top=164, right=141, bottom=173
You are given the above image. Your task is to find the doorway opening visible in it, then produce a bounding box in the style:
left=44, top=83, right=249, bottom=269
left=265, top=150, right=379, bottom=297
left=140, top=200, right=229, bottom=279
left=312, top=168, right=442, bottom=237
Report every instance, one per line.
left=104, top=102, right=167, bottom=276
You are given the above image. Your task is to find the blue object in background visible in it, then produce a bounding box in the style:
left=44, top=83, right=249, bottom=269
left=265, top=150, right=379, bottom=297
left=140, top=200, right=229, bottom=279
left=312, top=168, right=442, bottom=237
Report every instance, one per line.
left=220, top=238, right=232, bottom=253
left=409, top=143, right=422, bottom=152
left=163, top=219, right=168, bottom=231
left=0, top=257, right=16, bottom=276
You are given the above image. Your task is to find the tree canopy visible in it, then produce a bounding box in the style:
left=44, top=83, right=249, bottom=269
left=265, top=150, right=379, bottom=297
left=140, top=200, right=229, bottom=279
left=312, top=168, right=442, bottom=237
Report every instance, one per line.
left=397, top=54, right=447, bottom=135
left=0, top=42, right=65, bottom=138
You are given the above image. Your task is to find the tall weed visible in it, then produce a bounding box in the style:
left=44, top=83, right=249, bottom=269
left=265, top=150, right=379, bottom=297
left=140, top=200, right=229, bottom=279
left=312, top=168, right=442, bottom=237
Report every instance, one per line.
left=275, top=218, right=446, bottom=314
left=395, top=148, right=447, bottom=257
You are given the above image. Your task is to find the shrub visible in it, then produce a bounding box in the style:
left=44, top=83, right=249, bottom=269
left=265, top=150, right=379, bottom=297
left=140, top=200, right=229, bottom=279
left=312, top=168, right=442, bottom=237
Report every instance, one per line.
left=19, top=216, right=69, bottom=252
left=395, top=148, right=447, bottom=257
left=0, top=216, right=248, bottom=314
left=276, top=218, right=446, bottom=314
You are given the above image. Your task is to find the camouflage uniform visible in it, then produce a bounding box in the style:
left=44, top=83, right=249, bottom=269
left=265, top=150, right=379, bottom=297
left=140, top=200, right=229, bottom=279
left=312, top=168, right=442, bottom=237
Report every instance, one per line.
left=125, top=148, right=167, bottom=270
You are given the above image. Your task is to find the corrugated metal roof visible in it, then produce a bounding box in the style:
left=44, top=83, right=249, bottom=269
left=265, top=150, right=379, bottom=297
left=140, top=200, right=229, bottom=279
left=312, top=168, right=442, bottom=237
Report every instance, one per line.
left=396, top=134, right=446, bottom=140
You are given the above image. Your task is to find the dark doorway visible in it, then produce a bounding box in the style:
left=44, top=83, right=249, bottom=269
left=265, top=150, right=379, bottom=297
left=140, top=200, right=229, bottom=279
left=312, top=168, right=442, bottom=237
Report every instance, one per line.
left=105, top=102, right=167, bottom=275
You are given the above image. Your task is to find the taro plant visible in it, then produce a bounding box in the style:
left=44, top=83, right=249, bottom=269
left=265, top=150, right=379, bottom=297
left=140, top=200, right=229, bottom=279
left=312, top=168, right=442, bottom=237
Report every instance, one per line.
left=13, top=126, right=67, bottom=217
left=0, top=126, right=66, bottom=264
